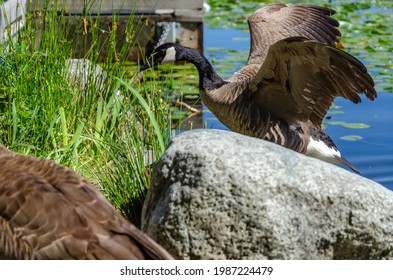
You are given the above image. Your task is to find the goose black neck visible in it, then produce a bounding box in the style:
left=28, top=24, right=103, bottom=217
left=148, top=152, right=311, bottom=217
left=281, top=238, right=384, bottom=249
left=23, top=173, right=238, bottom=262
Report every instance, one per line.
left=176, top=46, right=226, bottom=91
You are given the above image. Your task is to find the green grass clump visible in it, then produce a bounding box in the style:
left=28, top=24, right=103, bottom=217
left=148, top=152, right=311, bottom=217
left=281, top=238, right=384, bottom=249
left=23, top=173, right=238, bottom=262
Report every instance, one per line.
left=0, top=0, right=169, bottom=227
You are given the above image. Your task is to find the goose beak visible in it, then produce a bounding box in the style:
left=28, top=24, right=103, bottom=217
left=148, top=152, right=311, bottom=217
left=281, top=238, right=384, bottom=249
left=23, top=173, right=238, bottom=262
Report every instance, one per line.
left=139, top=53, right=158, bottom=72
left=139, top=54, right=156, bottom=72
left=139, top=63, right=151, bottom=72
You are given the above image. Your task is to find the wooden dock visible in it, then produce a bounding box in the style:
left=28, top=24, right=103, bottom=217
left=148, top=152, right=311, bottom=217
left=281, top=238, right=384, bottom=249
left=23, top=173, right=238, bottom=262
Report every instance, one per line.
left=0, top=0, right=26, bottom=43
left=31, top=0, right=204, bottom=61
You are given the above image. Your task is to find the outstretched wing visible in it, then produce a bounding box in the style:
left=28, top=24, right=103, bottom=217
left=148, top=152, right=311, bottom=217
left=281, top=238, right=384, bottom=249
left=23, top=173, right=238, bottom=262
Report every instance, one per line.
left=248, top=38, right=376, bottom=128
left=229, top=3, right=341, bottom=82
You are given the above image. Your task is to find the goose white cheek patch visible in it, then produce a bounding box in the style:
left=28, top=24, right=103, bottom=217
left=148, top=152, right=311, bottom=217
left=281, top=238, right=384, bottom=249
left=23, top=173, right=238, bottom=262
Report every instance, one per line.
left=161, top=46, right=176, bottom=63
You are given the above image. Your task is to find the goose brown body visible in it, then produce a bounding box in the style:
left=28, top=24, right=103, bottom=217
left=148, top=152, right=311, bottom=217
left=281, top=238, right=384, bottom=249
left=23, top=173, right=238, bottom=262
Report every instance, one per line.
left=0, top=145, right=172, bottom=260
left=141, top=3, right=377, bottom=173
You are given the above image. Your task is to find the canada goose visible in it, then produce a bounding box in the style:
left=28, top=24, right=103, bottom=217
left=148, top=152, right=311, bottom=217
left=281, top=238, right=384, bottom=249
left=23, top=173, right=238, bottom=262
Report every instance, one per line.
left=140, top=3, right=377, bottom=174
left=0, top=145, right=173, bottom=260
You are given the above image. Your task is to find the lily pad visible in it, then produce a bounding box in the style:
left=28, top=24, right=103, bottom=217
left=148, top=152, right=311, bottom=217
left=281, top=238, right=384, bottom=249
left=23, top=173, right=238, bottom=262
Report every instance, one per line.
left=325, top=121, right=371, bottom=129
left=342, top=122, right=371, bottom=129
left=325, top=121, right=346, bottom=126
left=328, top=110, right=345, bottom=115
left=340, top=135, right=363, bottom=141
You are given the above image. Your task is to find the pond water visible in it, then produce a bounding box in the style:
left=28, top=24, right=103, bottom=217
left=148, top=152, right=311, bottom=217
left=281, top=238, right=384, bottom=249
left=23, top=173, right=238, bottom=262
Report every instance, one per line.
left=203, top=26, right=393, bottom=191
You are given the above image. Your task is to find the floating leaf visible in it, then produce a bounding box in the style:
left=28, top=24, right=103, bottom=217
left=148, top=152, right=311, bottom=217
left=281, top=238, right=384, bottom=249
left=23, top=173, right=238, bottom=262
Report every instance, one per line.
left=170, top=111, right=189, bottom=120
left=384, top=86, right=393, bottom=92
left=184, top=94, right=200, bottom=100
left=326, top=121, right=346, bottom=126
left=330, top=104, right=342, bottom=109
left=328, top=110, right=344, bottom=115
left=181, top=87, right=199, bottom=94
left=365, top=46, right=376, bottom=53
left=232, top=36, right=249, bottom=41
left=340, top=135, right=363, bottom=141
left=342, top=122, right=370, bottom=129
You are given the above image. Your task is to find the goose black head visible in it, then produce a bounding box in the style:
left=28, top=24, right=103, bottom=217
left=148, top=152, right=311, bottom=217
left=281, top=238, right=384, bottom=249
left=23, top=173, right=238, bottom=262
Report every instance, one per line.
left=140, top=43, right=178, bottom=71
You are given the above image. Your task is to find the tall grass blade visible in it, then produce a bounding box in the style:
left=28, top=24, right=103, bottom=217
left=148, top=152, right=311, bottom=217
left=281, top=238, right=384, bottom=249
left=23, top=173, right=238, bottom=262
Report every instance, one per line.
left=115, top=77, right=166, bottom=154
left=59, top=107, right=68, bottom=147
left=11, top=99, right=17, bottom=144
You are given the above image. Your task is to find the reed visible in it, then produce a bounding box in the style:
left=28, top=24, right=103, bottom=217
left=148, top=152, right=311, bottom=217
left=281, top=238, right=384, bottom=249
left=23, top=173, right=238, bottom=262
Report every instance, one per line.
left=0, top=0, right=170, bottom=227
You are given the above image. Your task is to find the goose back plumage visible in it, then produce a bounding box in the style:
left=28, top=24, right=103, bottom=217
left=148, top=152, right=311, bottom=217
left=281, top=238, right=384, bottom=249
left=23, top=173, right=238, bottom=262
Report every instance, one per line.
left=0, top=145, right=173, bottom=260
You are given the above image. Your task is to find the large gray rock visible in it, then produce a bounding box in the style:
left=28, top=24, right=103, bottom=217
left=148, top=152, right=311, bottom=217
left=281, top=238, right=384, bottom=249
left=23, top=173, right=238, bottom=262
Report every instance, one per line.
left=141, top=129, right=393, bottom=259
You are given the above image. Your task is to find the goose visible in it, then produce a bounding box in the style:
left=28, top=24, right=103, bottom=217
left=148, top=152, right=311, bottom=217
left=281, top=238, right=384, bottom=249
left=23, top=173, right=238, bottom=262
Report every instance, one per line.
left=0, top=145, right=173, bottom=260
left=140, top=3, right=377, bottom=174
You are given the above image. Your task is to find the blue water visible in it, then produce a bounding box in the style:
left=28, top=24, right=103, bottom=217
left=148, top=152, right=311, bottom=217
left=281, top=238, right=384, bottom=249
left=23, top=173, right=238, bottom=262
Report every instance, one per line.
left=203, top=27, right=393, bottom=191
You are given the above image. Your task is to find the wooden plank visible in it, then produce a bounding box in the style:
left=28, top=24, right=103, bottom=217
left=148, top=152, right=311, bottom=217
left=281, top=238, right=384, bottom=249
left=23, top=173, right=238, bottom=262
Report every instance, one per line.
left=48, top=0, right=203, bottom=13
left=177, top=22, right=203, bottom=50
left=134, top=0, right=202, bottom=10
left=137, top=10, right=203, bottom=23
left=174, top=9, right=203, bottom=22
left=31, top=0, right=204, bottom=61
left=0, top=0, right=26, bottom=42
left=32, top=1, right=203, bottom=22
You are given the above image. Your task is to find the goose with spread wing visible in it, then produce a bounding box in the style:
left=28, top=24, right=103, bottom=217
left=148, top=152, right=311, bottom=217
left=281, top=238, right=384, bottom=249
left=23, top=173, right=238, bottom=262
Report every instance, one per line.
left=140, top=3, right=377, bottom=173
left=0, top=145, right=172, bottom=260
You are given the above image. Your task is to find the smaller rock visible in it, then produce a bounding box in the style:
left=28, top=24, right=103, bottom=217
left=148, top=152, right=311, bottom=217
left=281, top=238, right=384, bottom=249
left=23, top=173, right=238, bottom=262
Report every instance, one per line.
left=64, top=59, right=108, bottom=94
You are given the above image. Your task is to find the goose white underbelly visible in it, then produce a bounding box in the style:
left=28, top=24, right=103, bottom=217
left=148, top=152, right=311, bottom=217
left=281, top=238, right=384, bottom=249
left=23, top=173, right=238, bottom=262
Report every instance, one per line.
left=305, top=137, right=342, bottom=164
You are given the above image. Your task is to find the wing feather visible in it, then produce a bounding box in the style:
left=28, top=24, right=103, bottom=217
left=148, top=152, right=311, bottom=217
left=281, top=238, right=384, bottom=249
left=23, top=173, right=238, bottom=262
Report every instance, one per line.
left=248, top=38, right=376, bottom=128
left=229, top=3, right=341, bottom=82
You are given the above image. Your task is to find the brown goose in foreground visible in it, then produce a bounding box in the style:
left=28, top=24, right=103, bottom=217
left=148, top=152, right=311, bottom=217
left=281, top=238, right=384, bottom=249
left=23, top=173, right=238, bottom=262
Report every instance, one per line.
left=140, top=3, right=377, bottom=174
left=0, top=145, right=173, bottom=260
